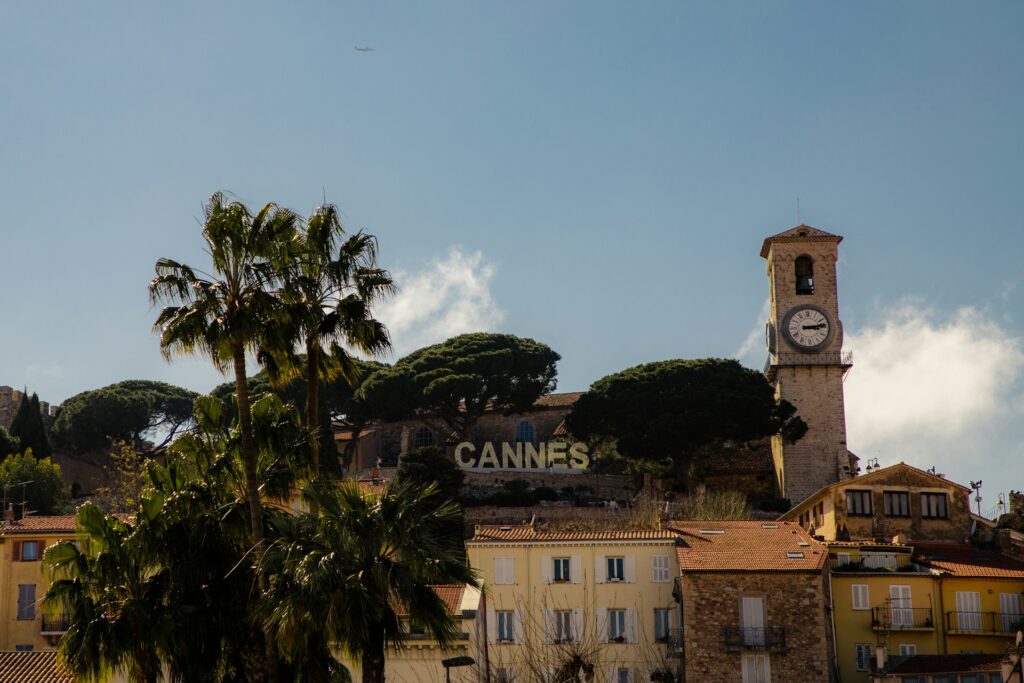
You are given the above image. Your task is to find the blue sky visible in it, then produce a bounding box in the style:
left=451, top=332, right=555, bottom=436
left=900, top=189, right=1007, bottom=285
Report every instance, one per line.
left=1, top=2, right=1022, bottom=512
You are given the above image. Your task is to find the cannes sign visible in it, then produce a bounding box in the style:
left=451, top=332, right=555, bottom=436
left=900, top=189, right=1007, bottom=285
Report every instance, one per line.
left=454, top=441, right=590, bottom=472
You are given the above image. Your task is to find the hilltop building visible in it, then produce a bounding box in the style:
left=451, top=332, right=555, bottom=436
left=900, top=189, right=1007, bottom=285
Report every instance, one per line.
left=0, top=386, right=55, bottom=431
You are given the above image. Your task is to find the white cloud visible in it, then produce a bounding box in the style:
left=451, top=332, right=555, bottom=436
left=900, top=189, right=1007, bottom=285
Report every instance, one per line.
left=844, top=301, right=1024, bottom=479
left=734, top=299, right=770, bottom=366
left=375, top=248, right=505, bottom=357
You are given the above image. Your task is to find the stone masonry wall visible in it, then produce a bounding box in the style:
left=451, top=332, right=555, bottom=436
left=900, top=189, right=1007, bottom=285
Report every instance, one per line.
left=682, top=571, right=831, bottom=682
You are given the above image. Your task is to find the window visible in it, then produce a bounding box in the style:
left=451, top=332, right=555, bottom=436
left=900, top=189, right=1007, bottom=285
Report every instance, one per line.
left=497, top=611, right=515, bottom=643
left=742, top=653, right=771, bottom=683
left=17, top=584, right=35, bottom=620
left=494, top=557, right=515, bottom=584
left=812, top=501, right=824, bottom=527
left=513, top=420, right=536, bottom=445
left=898, top=643, right=916, bottom=656
left=855, top=643, right=874, bottom=672
left=553, top=610, right=572, bottom=642
left=411, top=426, right=435, bottom=449
left=493, top=668, right=514, bottom=683
left=553, top=557, right=570, bottom=582
left=607, top=556, right=625, bottom=582
left=616, top=668, right=632, bottom=683
left=652, top=555, right=671, bottom=582
left=17, top=541, right=39, bottom=562
left=846, top=490, right=872, bottom=516
left=654, top=608, right=671, bottom=641
left=851, top=584, right=869, bottom=610
left=921, top=493, right=948, bottom=519
left=1000, top=593, right=1024, bottom=632
left=836, top=552, right=851, bottom=567
left=14, top=645, right=32, bottom=652
left=862, top=552, right=897, bottom=570
left=608, top=609, right=627, bottom=641
left=890, top=585, right=912, bottom=627
left=955, top=591, right=982, bottom=631
left=795, top=255, right=814, bottom=295
left=883, top=491, right=910, bottom=517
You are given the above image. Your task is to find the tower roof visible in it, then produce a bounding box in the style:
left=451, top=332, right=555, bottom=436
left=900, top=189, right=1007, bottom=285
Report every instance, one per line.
left=759, top=224, right=843, bottom=258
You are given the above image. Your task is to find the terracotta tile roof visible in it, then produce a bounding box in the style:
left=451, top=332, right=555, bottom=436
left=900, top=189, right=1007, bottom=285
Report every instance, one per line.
left=551, top=419, right=569, bottom=437
left=668, top=520, right=826, bottom=572
left=469, top=524, right=679, bottom=544
left=393, top=584, right=465, bottom=616
left=333, top=427, right=379, bottom=442
left=912, top=542, right=1024, bottom=578
left=1, top=515, right=79, bottom=534
left=0, top=650, right=75, bottom=682
left=531, top=392, right=583, bottom=409
left=886, top=653, right=1005, bottom=675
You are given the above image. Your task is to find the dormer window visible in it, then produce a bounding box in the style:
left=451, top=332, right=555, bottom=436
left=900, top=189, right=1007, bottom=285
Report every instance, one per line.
left=795, top=255, right=814, bottom=295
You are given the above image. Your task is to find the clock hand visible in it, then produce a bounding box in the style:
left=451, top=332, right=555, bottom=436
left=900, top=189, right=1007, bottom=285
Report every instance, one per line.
left=802, top=324, right=825, bottom=330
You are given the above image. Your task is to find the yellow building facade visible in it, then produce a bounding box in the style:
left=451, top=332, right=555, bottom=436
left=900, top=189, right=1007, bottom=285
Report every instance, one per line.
left=466, top=525, right=681, bottom=683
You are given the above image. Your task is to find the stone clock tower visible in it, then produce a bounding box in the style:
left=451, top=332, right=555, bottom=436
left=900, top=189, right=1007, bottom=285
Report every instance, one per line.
left=761, top=225, right=853, bottom=505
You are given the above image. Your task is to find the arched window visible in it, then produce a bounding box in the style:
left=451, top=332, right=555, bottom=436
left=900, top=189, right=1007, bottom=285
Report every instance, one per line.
left=514, top=420, right=537, bottom=446
left=795, top=255, right=814, bottom=295
left=412, top=426, right=436, bottom=449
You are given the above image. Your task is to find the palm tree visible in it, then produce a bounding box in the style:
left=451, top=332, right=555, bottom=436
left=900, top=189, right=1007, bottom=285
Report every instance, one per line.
left=43, top=505, right=169, bottom=683
left=149, top=192, right=298, bottom=683
left=262, top=480, right=477, bottom=683
left=266, top=203, right=394, bottom=473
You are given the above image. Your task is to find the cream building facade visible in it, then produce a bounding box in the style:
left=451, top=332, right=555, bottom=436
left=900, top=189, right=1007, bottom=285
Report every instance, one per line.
left=467, top=525, right=681, bottom=683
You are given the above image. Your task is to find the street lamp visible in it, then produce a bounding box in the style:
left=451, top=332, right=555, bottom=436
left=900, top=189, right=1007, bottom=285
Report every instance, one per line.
left=442, top=656, right=475, bottom=683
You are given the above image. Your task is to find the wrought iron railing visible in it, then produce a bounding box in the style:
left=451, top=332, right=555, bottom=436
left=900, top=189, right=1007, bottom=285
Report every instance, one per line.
left=945, top=611, right=1024, bottom=634
left=665, top=627, right=684, bottom=653
left=41, top=614, right=70, bottom=634
left=722, top=626, right=786, bottom=651
left=871, top=606, right=934, bottom=630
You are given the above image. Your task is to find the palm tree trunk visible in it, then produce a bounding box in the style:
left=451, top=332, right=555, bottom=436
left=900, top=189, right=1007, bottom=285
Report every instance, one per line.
left=305, top=338, right=320, bottom=473
left=232, top=344, right=279, bottom=683
left=361, top=627, right=387, bottom=683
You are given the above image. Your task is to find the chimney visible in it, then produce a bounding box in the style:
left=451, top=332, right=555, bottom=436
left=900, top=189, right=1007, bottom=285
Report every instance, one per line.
left=5, top=504, right=15, bottom=525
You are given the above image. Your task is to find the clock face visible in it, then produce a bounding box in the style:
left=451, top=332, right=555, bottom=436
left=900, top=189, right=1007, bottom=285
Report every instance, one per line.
left=782, top=305, right=832, bottom=351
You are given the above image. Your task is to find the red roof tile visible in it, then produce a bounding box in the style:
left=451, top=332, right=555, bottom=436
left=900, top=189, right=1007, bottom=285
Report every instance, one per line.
left=1, top=515, right=79, bottom=534
left=0, top=651, right=75, bottom=682
left=912, top=542, right=1024, bottom=578
left=393, top=584, right=466, bottom=616
left=469, top=524, right=678, bottom=544
left=669, top=520, right=826, bottom=572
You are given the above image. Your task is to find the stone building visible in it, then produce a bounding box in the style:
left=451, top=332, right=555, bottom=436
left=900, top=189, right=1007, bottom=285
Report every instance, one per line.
left=668, top=519, right=833, bottom=683
left=0, top=386, right=55, bottom=430
left=761, top=225, right=855, bottom=505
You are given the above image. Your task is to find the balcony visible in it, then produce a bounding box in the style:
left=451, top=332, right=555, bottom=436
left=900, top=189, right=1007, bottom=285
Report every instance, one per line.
left=41, top=614, right=70, bottom=635
left=829, top=556, right=919, bottom=573
left=945, top=611, right=1024, bottom=635
left=871, top=606, right=934, bottom=630
left=722, top=626, right=787, bottom=652
left=764, top=351, right=853, bottom=380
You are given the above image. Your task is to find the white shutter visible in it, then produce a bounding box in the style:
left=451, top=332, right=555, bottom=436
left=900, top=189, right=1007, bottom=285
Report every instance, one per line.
left=852, top=584, right=869, bottom=610
left=836, top=552, right=851, bottom=566
left=595, top=555, right=606, bottom=583
left=487, top=608, right=497, bottom=644
left=540, top=556, right=552, bottom=584
left=956, top=592, right=981, bottom=630
left=543, top=609, right=553, bottom=642
left=1001, top=593, right=1024, bottom=631
left=514, top=609, right=525, bottom=644
left=571, top=556, right=583, bottom=584
left=624, top=555, right=636, bottom=583
left=572, top=608, right=584, bottom=642
left=626, top=608, right=638, bottom=643
left=742, top=654, right=757, bottom=683
left=495, top=557, right=515, bottom=585
left=890, top=585, right=912, bottom=626
left=596, top=608, right=608, bottom=643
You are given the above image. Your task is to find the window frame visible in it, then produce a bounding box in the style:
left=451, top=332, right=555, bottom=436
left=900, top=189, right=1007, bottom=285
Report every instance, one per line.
left=654, top=608, right=671, bottom=641
left=855, top=643, right=874, bottom=672
left=921, top=493, right=948, bottom=519
left=496, top=610, right=515, bottom=643
left=846, top=490, right=873, bottom=516
left=608, top=608, right=627, bottom=641
left=852, top=584, right=869, bottom=611
left=18, top=540, right=40, bottom=562
left=513, top=420, right=537, bottom=446
left=553, top=609, right=573, bottom=643
left=16, top=584, right=35, bottom=621
left=411, top=426, right=436, bottom=449
left=883, top=491, right=911, bottom=517
left=553, top=557, right=571, bottom=583
left=652, top=554, right=671, bottom=582
left=607, top=556, right=625, bottom=582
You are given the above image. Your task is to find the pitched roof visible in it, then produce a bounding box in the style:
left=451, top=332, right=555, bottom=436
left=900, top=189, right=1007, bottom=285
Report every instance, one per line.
left=782, top=462, right=971, bottom=519
left=393, top=584, right=466, bottom=616
left=1, top=515, right=79, bottom=535
left=531, top=392, right=584, bottom=409
left=668, top=520, right=826, bottom=572
left=468, top=524, right=679, bottom=544
left=0, top=651, right=75, bottom=682
left=759, top=224, right=843, bottom=257
left=885, top=653, right=1005, bottom=675
left=912, top=542, right=1024, bottom=578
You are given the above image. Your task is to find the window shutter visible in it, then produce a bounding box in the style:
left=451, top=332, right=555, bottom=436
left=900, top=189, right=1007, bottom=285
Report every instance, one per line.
left=596, top=608, right=608, bottom=643
left=514, top=610, right=525, bottom=644
left=624, top=556, right=636, bottom=583
left=572, top=608, right=584, bottom=642
left=570, top=556, right=583, bottom=584
left=742, top=654, right=756, bottom=682
left=595, top=555, right=606, bottom=583
left=540, top=556, right=552, bottom=583
left=626, top=608, right=638, bottom=643
left=495, top=557, right=515, bottom=585
left=487, top=608, right=497, bottom=644
left=543, top=609, right=553, bottom=642
left=11, top=541, right=20, bottom=562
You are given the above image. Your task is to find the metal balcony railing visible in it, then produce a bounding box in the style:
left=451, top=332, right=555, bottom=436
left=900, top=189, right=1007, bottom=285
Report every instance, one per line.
left=945, top=611, right=1024, bottom=634
left=871, top=606, right=934, bottom=630
left=722, top=626, right=787, bottom=651
left=41, top=614, right=70, bottom=634
left=665, top=627, right=684, bottom=653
